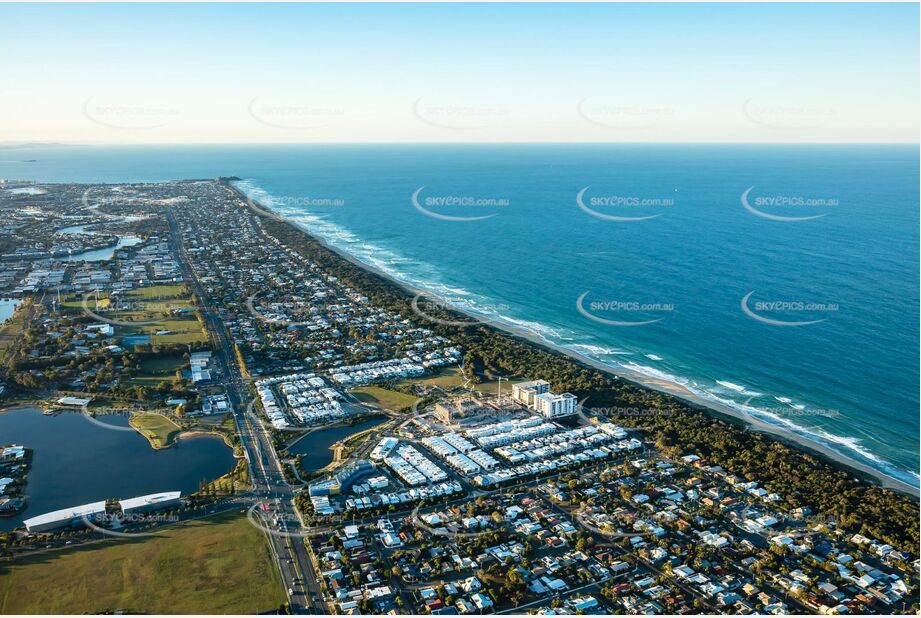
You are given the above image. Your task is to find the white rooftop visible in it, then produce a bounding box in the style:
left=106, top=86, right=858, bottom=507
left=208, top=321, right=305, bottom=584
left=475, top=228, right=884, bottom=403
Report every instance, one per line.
left=118, top=491, right=182, bottom=511
left=23, top=500, right=107, bottom=529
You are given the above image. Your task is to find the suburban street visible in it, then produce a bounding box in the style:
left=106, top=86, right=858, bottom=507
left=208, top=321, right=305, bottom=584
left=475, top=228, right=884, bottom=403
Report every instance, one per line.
left=168, top=211, right=327, bottom=614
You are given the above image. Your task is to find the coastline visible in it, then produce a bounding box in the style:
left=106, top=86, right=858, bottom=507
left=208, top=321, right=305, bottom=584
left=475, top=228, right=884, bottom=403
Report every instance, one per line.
left=232, top=182, right=919, bottom=499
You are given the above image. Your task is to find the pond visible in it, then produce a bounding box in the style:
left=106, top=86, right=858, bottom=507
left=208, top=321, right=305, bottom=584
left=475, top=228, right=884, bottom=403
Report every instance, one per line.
left=0, top=407, right=237, bottom=530
left=286, top=415, right=386, bottom=473
left=57, top=221, right=142, bottom=262
left=0, top=299, right=20, bottom=324
left=64, top=236, right=142, bottom=262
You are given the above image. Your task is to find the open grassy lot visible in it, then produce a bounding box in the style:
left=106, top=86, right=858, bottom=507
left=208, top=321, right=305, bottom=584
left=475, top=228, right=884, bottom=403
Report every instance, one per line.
left=126, top=354, right=186, bottom=387
left=129, top=412, right=181, bottom=449
left=124, top=284, right=188, bottom=300
left=140, top=353, right=186, bottom=374
left=58, top=294, right=90, bottom=311
left=0, top=512, right=285, bottom=614
left=392, top=367, right=520, bottom=396
left=396, top=366, right=468, bottom=390
left=63, top=285, right=207, bottom=346
left=351, top=385, right=419, bottom=412
left=131, top=315, right=207, bottom=346
left=471, top=377, right=518, bottom=396
left=125, top=375, right=170, bottom=387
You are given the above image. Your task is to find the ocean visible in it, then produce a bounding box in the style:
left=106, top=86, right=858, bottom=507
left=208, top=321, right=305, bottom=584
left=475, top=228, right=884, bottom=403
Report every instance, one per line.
left=2, top=143, right=918, bottom=486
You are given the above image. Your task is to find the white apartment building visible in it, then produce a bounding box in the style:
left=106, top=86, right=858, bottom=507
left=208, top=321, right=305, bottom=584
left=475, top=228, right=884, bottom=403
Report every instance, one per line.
left=534, top=391, right=578, bottom=419
left=512, top=379, right=577, bottom=419
left=511, top=379, right=550, bottom=407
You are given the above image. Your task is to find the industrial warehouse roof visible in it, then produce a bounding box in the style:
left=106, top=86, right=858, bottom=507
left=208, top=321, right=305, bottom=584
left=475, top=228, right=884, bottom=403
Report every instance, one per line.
left=118, top=491, right=181, bottom=510
left=23, top=500, right=107, bottom=529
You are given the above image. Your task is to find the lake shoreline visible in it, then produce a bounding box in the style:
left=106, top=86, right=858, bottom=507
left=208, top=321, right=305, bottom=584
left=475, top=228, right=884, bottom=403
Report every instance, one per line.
left=0, top=404, right=237, bottom=530
left=232, top=183, right=919, bottom=499
left=285, top=415, right=388, bottom=474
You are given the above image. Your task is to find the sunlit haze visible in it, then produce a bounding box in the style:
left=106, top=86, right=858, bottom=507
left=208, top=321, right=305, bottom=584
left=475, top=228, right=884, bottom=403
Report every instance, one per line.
left=2, top=2, right=919, bottom=144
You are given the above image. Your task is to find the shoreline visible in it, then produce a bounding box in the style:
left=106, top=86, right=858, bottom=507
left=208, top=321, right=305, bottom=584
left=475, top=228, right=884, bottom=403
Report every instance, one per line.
left=232, top=182, right=919, bottom=499
left=179, top=429, right=239, bottom=452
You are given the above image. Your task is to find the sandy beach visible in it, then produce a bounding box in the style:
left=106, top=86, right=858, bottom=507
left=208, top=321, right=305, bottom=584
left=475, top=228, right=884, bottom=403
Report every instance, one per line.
left=237, top=186, right=920, bottom=499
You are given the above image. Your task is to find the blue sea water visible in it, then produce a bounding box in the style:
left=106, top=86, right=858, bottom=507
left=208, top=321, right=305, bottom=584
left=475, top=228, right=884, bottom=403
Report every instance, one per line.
left=2, top=144, right=918, bottom=485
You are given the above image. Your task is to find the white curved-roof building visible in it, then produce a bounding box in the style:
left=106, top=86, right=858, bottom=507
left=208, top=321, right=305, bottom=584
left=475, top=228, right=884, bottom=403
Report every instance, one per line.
left=23, top=501, right=106, bottom=533
left=119, top=491, right=182, bottom=515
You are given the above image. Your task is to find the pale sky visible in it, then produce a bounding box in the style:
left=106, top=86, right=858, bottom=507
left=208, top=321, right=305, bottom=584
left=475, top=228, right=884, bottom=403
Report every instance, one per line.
left=1, top=3, right=918, bottom=144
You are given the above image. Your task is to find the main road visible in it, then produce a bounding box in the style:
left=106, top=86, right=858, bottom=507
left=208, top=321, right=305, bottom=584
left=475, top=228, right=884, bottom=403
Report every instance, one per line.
left=167, top=210, right=327, bottom=614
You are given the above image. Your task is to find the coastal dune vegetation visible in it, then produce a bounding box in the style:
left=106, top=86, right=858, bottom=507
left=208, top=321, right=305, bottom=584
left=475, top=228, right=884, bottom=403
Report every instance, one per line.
left=259, top=208, right=920, bottom=555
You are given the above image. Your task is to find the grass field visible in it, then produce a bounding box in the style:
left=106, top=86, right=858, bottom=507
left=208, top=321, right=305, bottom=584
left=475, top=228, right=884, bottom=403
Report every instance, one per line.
left=125, top=375, right=171, bottom=387
left=63, top=285, right=207, bottom=346
left=393, top=366, right=519, bottom=397
left=126, top=354, right=186, bottom=386
left=124, top=284, right=188, bottom=300
left=396, top=366, right=468, bottom=390
left=140, top=354, right=185, bottom=374
left=132, top=315, right=207, bottom=346
left=351, top=385, right=419, bottom=412
left=471, top=375, right=521, bottom=397
left=0, top=512, right=286, bottom=614
left=129, top=412, right=181, bottom=449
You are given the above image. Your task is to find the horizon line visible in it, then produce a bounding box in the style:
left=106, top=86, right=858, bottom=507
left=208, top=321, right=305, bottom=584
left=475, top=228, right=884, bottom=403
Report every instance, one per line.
left=3, top=140, right=920, bottom=147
